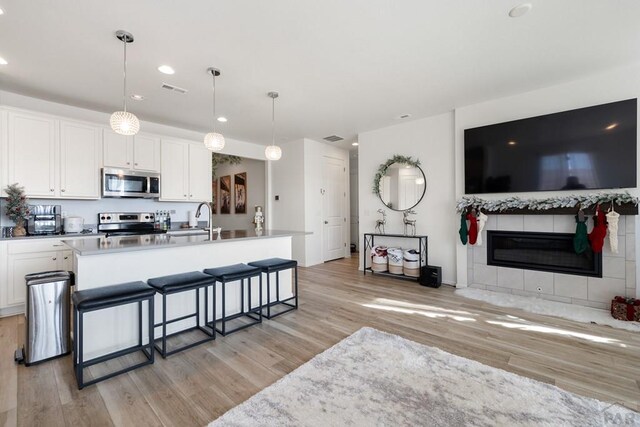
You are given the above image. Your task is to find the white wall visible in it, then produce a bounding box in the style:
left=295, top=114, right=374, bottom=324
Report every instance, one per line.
left=271, top=138, right=350, bottom=267
left=271, top=139, right=306, bottom=264
left=358, top=112, right=456, bottom=284
left=349, top=151, right=359, bottom=251
left=213, top=157, right=266, bottom=230
left=453, top=63, right=640, bottom=296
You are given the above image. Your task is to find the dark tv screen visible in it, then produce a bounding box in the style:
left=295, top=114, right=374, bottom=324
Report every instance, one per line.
left=464, top=99, right=637, bottom=194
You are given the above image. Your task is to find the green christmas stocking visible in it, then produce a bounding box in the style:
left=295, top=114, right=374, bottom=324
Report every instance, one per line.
left=459, top=213, right=468, bottom=245
left=573, top=213, right=589, bottom=254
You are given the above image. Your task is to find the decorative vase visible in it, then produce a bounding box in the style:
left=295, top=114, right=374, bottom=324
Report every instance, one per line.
left=13, top=219, right=26, bottom=237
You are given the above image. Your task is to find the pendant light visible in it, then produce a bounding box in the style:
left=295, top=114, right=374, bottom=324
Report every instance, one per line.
left=204, top=67, right=225, bottom=151
left=110, top=30, right=140, bottom=136
left=265, top=91, right=282, bottom=161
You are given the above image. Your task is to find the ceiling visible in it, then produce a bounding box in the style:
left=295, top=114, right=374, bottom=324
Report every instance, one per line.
left=0, top=1, right=639, bottom=151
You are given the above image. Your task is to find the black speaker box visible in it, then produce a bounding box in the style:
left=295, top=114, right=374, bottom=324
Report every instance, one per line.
left=419, top=265, right=442, bottom=288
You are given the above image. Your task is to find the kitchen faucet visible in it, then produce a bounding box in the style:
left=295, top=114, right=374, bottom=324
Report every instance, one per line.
left=195, top=202, right=213, bottom=240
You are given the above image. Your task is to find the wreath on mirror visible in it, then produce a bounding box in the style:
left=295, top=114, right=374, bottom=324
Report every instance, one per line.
left=372, top=155, right=421, bottom=196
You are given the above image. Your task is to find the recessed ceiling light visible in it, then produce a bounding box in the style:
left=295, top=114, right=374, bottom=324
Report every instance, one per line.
left=352, top=142, right=359, bottom=146
left=0, top=57, right=7, bottom=65
left=217, top=116, right=228, bottom=123
left=508, top=140, right=517, bottom=146
left=158, top=65, right=175, bottom=75
left=130, top=94, right=144, bottom=101
left=605, top=123, right=618, bottom=130
left=509, top=3, right=532, bottom=18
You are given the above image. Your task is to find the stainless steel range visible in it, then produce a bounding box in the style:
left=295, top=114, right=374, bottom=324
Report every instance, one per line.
left=97, top=212, right=165, bottom=237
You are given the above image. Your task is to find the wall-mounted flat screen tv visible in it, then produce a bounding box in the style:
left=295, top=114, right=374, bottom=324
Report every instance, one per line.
left=464, top=99, right=637, bottom=194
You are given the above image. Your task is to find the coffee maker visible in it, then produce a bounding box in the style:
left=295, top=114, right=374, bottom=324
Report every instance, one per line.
left=27, top=205, right=62, bottom=235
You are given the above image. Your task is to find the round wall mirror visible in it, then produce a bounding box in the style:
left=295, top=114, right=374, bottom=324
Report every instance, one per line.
left=376, top=162, right=427, bottom=211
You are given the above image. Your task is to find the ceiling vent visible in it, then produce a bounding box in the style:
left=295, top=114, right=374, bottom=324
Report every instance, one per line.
left=323, top=135, right=344, bottom=142
left=161, top=83, right=188, bottom=94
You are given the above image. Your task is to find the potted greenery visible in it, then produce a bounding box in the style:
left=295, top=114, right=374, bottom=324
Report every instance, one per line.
left=4, top=183, right=30, bottom=237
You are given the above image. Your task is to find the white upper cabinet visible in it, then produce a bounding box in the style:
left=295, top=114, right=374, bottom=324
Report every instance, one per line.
left=7, top=112, right=57, bottom=197
left=6, top=111, right=102, bottom=199
left=103, top=132, right=131, bottom=169
left=160, top=139, right=188, bottom=200
left=103, top=131, right=160, bottom=172
left=160, top=139, right=211, bottom=202
left=133, top=134, right=161, bottom=171
left=188, top=144, right=212, bottom=202
left=60, top=120, right=102, bottom=198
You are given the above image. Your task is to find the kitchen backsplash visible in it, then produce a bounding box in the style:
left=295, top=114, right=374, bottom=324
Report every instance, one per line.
left=0, top=198, right=206, bottom=228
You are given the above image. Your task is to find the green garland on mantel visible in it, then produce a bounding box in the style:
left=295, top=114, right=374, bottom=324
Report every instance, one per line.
left=456, top=192, right=639, bottom=214
left=372, top=155, right=421, bottom=195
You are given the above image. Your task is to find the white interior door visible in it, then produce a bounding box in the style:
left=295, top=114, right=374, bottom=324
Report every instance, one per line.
left=322, top=156, right=345, bottom=262
left=399, top=173, right=419, bottom=209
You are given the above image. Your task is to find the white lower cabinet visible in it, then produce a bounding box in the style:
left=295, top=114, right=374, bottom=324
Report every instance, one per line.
left=1, top=239, right=77, bottom=315
left=7, top=252, right=59, bottom=307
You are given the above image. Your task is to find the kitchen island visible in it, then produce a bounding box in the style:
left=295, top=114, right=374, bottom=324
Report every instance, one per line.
left=63, top=229, right=304, bottom=359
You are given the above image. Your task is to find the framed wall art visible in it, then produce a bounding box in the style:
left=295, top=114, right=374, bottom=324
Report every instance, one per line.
left=234, top=172, right=247, bottom=214
left=212, top=178, right=218, bottom=213
left=220, top=175, right=231, bottom=214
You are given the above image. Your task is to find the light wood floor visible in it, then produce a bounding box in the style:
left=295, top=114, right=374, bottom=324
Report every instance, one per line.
left=2, top=256, right=640, bottom=426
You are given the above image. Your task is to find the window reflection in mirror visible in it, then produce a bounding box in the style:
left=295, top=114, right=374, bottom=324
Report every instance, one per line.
left=378, top=163, right=426, bottom=211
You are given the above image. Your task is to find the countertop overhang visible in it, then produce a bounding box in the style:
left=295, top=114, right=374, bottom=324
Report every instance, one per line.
left=62, top=229, right=308, bottom=256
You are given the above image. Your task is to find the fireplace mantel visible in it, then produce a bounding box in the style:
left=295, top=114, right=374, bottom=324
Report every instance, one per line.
left=471, top=202, right=637, bottom=216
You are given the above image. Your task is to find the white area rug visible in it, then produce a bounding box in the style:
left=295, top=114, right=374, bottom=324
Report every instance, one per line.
left=456, top=288, right=640, bottom=333
left=210, top=327, right=638, bottom=426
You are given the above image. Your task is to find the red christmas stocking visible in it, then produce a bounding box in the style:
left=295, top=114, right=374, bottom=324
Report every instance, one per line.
left=588, top=205, right=607, bottom=253
left=467, top=211, right=478, bottom=245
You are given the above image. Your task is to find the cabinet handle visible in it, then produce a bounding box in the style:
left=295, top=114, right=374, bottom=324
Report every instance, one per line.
left=126, top=162, right=130, bottom=165
left=184, top=194, right=187, bottom=197
left=61, top=189, right=66, bottom=192
left=134, top=163, right=138, bottom=166
left=189, top=194, right=193, bottom=197
left=52, top=257, right=57, bottom=261
left=53, top=244, right=64, bottom=247
left=64, top=256, right=69, bottom=260
left=50, top=188, right=54, bottom=192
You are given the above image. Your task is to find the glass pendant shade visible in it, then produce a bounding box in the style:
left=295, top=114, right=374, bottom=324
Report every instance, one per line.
left=265, top=144, right=282, bottom=161
left=204, top=132, right=225, bottom=151
left=110, top=111, right=140, bottom=136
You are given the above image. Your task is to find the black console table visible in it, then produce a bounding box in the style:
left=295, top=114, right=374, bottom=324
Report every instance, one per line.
left=363, top=233, right=428, bottom=282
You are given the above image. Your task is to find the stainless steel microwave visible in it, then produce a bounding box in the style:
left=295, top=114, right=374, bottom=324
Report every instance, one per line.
left=102, top=168, right=160, bottom=198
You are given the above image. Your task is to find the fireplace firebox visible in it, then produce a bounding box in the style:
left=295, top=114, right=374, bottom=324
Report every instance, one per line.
left=486, top=230, right=602, bottom=277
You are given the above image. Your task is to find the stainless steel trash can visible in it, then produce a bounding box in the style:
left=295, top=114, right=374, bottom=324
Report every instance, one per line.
left=15, top=271, right=74, bottom=366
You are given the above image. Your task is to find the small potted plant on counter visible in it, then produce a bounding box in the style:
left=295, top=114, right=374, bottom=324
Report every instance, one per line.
left=4, top=183, right=29, bottom=237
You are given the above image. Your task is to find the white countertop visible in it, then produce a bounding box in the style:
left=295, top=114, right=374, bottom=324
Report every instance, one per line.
left=62, top=229, right=308, bottom=255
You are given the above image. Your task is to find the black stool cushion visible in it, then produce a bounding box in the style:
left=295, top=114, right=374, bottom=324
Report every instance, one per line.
left=203, top=263, right=261, bottom=281
left=148, top=271, right=215, bottom=293
left=248, top=257, right=297, bottom=271
left=73, top=281, right=155, bottom=311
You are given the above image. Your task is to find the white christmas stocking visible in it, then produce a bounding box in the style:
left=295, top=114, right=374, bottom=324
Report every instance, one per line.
left=606, top=209, right=620, bottom=254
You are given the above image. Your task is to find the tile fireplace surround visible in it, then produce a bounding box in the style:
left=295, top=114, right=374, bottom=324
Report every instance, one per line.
left=467, top=214, right=636, bottom=309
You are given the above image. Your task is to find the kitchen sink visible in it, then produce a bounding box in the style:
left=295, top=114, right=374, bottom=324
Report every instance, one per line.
left=166, top=228, right=209, bottom=236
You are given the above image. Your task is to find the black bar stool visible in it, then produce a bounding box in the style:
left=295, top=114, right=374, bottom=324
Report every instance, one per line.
left=248, top=258, right=298, bottom=319
left=203, top=263, right=262, bottom=336
left=72, top=281, right=155, bottom=389
left=147, top=271, right=217, bottom=358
